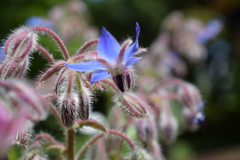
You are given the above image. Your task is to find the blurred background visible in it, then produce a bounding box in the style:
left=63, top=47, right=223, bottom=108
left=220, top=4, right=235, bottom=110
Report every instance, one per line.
left=1, top=0, right=240, bottom=159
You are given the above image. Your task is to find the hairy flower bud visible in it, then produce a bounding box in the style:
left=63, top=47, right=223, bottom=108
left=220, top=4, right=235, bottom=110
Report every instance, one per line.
left=120, top=93, right=148, bottom=118
left=15, top=122, right=33, bottom=148
left=0, top=101, right=27, bottom=156
left=178, top=83, right=202, bottom=109
left=130, top=148, right=153, bottom=160
left=159, top=112, right=178, bottom=144
left=59, top=93, right=79, bottom=128
left=5, top=27, right=37, bottom=60
left=136, top=116, right=157, bottom=144
left=183, top=101, right=206, bottom=131
left=0, top=27, right=37, bottom=79
left=0, top=80, right=48, bottom=121
left=78, top=91, right=91, bottom=120
left=0, top=57, right=29, bottom=79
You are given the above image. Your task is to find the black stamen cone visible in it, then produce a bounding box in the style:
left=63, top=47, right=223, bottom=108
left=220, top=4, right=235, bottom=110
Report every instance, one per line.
left=113, top=74, right=125, bottom=92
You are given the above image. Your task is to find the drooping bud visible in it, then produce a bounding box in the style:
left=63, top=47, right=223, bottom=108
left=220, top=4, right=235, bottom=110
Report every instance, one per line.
left=112, top=67, right=135, bottom=92
left=58, top=93, right=79, bottom=128
left=119, top=93, right=148, bottom=118
left=78, top=91, right=91, bottom=120
left=0, top=101, right=27, bottom=156
left=20, top=148, right=48, bottom=160
left=136, top=116, right=157, bottom=145
left=0, top=57, right=29, bottom=79
left=14, top=122, right=33, bottom=148
left=5, top=27, right=37, bottom=60
left=0, top=80, right=48, bottom=121
left=183, top=101, right=206, bottom=131
left=159, top=111, right=178, bottom=144
left=0, top=27, right=37, bottom=79
left=178, top=83, right=202, bottom=110
left=130, top=148, right=153, bottom=160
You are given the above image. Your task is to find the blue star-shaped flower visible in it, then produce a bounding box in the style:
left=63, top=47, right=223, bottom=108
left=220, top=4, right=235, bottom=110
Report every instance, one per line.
left=66, top=22, right=141, bottom=92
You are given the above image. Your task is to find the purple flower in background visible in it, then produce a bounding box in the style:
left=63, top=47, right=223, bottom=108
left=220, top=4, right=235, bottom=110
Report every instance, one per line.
left=25, top=16, right=54, bottom=29
left=0, top=47, right=5, bottom=61
left=66, top=22, right=141, bottom=92
left=197, top=19, right=223, bottom=44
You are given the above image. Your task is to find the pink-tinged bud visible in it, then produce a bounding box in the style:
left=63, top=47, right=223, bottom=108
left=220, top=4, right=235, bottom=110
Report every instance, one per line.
left=112, top=68, right=135, bottom=92
left=0, top=102, right=27, bottom=156
left=58, top=93, right=79, bottom=128
left=178, top=83, right=202, bottom=110
left=120, top=93, right=148, bottom=118
left=5, top=27, right=37, bottom=60
left=136, top=116, right=157, bottom=144
left=0, top=80, right=48, bottom=121
left=20, top=148, right=48, bottom=160
left=159, top=112, right=178, bottom=144
left=0, top=57, right=29, bottom=79
left=78, top=91, right=91, bottom=120
left=130, top=148, right=153, bottom=160
left=15, top=122, right=33, bottom=148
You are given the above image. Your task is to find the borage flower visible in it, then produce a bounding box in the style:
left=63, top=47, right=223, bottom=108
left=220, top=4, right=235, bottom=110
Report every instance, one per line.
left=66, top=22, right=143, bottom=92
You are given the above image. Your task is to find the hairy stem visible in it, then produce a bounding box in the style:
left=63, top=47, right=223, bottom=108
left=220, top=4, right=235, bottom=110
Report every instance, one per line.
left=75, top=129, right=136, bottom=160
left=36, top=45, right=55, bottom=64
left=32, top=26, right=70, bottom=60
left=149, top=78, right=185, bottom=93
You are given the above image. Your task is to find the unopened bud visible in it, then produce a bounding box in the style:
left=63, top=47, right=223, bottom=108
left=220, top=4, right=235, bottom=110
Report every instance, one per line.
left=5, top=27, right=37, bottom=60
left=159, top=108, right=178, bottom=144
left=20, top=148, right=48, bottom=160
left=0, top=80, right=48, bottom=121
left=136, top=116, right=156, bottom=144
left=59, top=93, right=78, bottom=128
left=130, top=148, right=153, bottom=160
left=78, top=91, right=92, bottom=120
left=15, top=122, right=33, bottom=148
left=183, top=101, right=206, bottom=131
left=0, top=57, right=29, bottom=79
left=112, top=68, right=135, bottom=92
left=178, top=83, right=202, bottom=109
left=120, top=93, right=148, bottom=118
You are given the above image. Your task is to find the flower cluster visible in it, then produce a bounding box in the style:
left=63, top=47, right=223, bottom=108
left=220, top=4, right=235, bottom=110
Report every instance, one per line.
left=0, top=8, right=208, bottom=160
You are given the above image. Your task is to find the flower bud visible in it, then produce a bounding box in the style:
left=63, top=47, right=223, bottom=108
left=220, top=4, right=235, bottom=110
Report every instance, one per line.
left=159, top=112, right=178, bottom=144
left=0, top=57, right=29, bottom=79
left=20, top=148, right=48, bottom=160
left=0, top=80, right=48, bottom=121
left=58, top=93, right=78, bottom=128
left=0, top=101, right=27, bottom=156
left=15, top=122, right=33, bottom=148
left=78, top=91, right=92, bottom=120
left=5, top=27, right=37, bottom=60
left=130, top=148, right=153, bottom=160
left=120, top=93, right=148, bottom=118
left=178, top=83, right=202, bottom=110
left=183, top=101, right=206, bottom=131
left=136, top=116, right=157, bottom=144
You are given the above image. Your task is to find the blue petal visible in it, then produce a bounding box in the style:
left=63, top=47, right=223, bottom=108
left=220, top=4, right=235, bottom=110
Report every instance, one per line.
left=122, top=22, right=140, bottom=63
left=0, top=47, right=5, bottom=61
left=91, top=70, right=111, bottom=83
left=125, top=57, right=141, bottom=67
left=97, top=27, right=120, bottom=63
left=66, top=61, right=107, bottom=71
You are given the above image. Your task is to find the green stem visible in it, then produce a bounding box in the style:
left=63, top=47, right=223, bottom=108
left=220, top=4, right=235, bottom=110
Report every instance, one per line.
left=67, top=129, right=75, bottom=160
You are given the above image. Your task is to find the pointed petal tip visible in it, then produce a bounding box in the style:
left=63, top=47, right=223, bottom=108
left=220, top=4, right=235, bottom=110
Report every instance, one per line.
left=135, top=22, right=140, bottom=36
